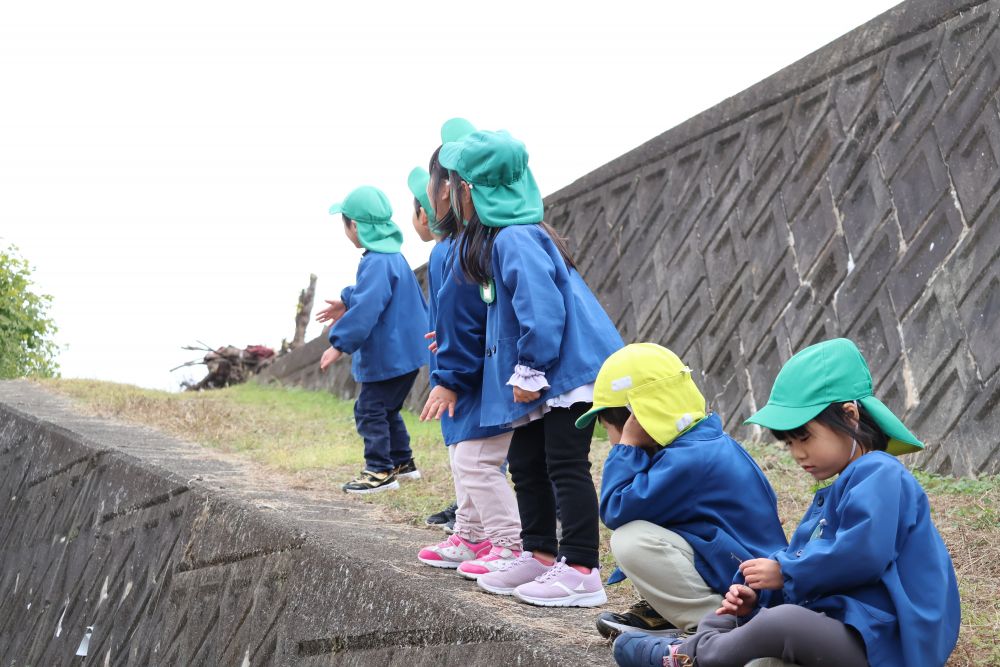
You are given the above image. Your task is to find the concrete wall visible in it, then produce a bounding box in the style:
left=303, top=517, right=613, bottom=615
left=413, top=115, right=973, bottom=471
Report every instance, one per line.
left=265, top=0, right=1000, bottom=476
left=0, top=381, right=610, bottom=666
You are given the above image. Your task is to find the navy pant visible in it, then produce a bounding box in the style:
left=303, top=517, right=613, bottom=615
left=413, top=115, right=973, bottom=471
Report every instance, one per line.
left=354, top=370, right=418, bottom=473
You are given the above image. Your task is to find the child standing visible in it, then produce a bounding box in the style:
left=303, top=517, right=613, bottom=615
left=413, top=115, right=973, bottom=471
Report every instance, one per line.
left=316, top=185, right=428, bottom=494
left=577, top=343, right=787, bottom=638
left=413, top=138, right=523, bottom=577
left=426, top=129, right=623, bottom=607
left=614, top=338, right=961, bottom=667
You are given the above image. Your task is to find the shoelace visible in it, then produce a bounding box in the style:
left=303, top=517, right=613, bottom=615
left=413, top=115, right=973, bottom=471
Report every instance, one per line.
left=494, top=551, right=534, bottom=572
left=534, top=557, right=570, bottom=583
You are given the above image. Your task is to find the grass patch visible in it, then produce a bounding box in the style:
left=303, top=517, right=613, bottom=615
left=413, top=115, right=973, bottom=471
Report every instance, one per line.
left=39, top=379, right=999, bottom=665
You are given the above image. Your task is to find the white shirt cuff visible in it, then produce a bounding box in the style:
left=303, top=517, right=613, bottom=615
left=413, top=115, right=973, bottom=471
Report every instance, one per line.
left=506, top=364, right=550, bottom=392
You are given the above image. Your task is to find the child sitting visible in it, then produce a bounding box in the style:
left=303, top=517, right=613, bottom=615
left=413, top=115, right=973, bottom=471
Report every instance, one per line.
left=613, top=338, right=961, bottom=667
left=577, top=343, right=786, bottom=639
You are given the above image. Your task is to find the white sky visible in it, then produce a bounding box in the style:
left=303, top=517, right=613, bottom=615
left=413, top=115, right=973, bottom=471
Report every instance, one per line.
left=1, top=1, right=901, bottom=390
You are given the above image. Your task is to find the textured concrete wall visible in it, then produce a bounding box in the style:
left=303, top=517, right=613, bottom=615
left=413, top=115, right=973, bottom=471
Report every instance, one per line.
left=0, top=381, right=610, bottom=666
left=265, top=0, right=1000, bottom=476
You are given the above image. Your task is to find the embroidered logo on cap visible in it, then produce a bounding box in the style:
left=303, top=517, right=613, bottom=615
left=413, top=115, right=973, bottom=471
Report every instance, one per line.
left=611, top=376, right=633, bottom=392
left=676, top=413, right=694, bottom=432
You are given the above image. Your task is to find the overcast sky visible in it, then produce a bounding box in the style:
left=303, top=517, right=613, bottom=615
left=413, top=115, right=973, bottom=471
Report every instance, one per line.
left=1, top=1, right=902, bottom=390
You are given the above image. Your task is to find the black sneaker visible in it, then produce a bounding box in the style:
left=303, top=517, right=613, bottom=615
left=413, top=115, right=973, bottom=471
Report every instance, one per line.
left=596, top=600, right=681, bottom=639
left=342, top=470, right=400, bottom=495
left=425, top=502, right=457, bottom=526
left=393, top=458, right=422, bottom=481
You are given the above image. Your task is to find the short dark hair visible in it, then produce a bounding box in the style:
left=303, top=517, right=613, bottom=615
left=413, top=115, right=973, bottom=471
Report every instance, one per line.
left=598, top=407, right=631, bottom=430
left=769, top=402, right=889, bottom=452
left=413, top=197, right=423, bottom=216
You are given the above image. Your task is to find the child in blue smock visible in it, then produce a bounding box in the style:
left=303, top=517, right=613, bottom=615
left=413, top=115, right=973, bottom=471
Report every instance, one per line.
left=315, top=185, right=428, bottom=495
left=614, top=338, right=960, bottom=667
left=413, top=125, right=523, bottom=577
left=575, top=343, right=787, bottom=640
left=425, top=129, right=623, bottom=607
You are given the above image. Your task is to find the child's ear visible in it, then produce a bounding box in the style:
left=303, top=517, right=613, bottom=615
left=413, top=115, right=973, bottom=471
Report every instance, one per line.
left=843, top=401, right=860, bottom=424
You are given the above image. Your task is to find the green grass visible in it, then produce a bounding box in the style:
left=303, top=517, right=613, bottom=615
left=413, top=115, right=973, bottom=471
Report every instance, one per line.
left=39, top=378, right=1000, bottom=666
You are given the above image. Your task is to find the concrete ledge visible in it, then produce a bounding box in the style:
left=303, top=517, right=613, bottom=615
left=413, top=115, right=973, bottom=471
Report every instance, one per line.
left=0, top=381, right=612, bottom=666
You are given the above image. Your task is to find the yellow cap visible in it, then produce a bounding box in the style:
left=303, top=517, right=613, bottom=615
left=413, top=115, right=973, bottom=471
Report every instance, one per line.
left=575, top=343, right=706, bottom=446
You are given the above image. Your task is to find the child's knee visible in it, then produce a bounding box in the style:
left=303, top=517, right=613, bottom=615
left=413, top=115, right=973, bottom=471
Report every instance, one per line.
left=610, top=520, right=658, bottom=564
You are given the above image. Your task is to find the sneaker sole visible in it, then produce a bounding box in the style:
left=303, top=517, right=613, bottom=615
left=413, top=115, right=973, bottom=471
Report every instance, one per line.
left=596, top=618, right=682, bottom=639
left=397, top=471, right=422, bottom=481
left=457, top=568, right=487, bottom=580
left=417, top=557, right=462, bottom=569
left=343, top=481, right=400, bottom=495
left=476, top=579, right=517, bottom=596
left=514, top=589, right=608, bottom=608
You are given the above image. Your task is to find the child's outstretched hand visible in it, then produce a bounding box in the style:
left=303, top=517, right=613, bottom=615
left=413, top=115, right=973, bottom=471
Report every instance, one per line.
left=739, top=558, right=783, bottom=590
left=319, top=347, right=342, bottom=371
left=315, top=299, right=346, bottom=324
left=421, top=385, right=457, bottom=421
left=425, top=331, right=438, bottom=354
left=716, top=584, right=757, bottom=617
left=513, top=387, right=541, bottom=403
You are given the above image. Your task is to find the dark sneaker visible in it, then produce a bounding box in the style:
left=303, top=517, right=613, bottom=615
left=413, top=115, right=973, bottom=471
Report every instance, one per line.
left=393, top=458, right=422, bottom=481
left=596, top=599, right=680, bottom=639
left=342, top=470, right=400, bottom=494
left=425, top=502, right=457, bottom=527
left=613, top=632, right=688, bottom=667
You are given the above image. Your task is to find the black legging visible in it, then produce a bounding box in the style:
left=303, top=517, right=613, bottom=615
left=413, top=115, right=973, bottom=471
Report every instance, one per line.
left=507, top=402, right=600, bottom=568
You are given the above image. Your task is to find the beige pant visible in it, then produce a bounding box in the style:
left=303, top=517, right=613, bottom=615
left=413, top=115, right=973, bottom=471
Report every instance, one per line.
left=610, top=520, right=723, bottom=633
left=449, top=432, right=522, bottom=549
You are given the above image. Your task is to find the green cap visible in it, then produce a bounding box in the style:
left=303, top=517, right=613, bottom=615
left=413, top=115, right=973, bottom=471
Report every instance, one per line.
left=407, top=167, right=442, bottom=233
left=440, top=117, right=477, bottom=144
left=745, top=338, right=923, bottom=456
left=575, top=343, right=706, bottom=446
left=328, top=185, right=404, bottom=254
left=438, top=130, right=544, bottom=228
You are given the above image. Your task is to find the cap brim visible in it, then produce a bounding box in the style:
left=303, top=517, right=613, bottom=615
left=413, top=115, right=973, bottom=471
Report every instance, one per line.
left=575, top=406, right=607, bottom=430
left=441, top=118, right=477, bottom=144
left=744, top=402, right=827, bottom=431
left=859, top=395, right=924, bottom=455
left=328, top=202, right=344, bottom=215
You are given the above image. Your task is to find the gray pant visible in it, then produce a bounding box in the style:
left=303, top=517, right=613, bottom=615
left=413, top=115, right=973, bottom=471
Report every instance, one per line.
left=677, top=605, right=868, bottom=666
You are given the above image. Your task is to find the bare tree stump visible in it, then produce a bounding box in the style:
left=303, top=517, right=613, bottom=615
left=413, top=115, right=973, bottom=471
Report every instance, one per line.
left=291, top=274, right=317, bottom=350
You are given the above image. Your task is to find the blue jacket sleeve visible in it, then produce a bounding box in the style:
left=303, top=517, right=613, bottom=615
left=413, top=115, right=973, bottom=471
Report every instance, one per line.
left=328, top=257, right=393, bottom=355
left=774, top=462, right=908, bottom=604
left=495, top=233, right=566, bottom=372
left=432, top=292, right=486, bottom=395
left=340, top=285, right=355, bottom=308
left=599, top=445, right=704, bottom=529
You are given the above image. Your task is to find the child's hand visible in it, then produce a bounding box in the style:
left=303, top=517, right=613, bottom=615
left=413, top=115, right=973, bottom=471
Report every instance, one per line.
left=421, top=386, right=457, bottom=421
left=315, top=299, right=346, bottom=324
left=513, top=386, right=541, bottom=403
left=739, top=558, right=783, bottom=590
left=620, top=413, right=657, bottom=448
left=716, top=584, right=757, bottom=617
left=425, top=331, right=438, bottom=354
left=319, top=347, right=342, bottom=371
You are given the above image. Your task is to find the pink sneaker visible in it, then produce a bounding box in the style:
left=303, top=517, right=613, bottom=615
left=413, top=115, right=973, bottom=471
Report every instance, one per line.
left=513, top=557, right=607, bottom=607
left=476, top=552, right=552, bottom=595
left=417, top=534, right=491, bottom=569
left=457, top=546, right=522, bottom=580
